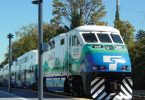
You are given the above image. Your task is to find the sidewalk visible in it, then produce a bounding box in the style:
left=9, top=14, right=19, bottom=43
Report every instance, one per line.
left=0, top=91, right=28, bottom=100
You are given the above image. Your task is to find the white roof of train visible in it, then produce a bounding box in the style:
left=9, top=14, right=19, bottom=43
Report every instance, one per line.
left=71, top=25, right=120, bottom=33
left=50, top=25, right=120, bottom=41
left=16, top=50, right=37, bottom=60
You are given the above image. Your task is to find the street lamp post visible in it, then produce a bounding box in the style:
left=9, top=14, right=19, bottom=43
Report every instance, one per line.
left=7, top=33, right=13, bottom=93
left=32, top=0, right=43, bottom=100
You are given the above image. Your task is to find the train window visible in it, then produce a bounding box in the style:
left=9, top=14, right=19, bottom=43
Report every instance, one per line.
left=69, top=37, right=71, bottom=47
left=50, top=44, right=55, bottom=49
left=61, top=38, right=65, bottom=45
left=72, top=36, right=75, bottom=46
left=18, top=75, right=21, bottom=80
left=76, top=37, right=80, bottom=45
left=82, top=33, right=98, bottom=43
left=111, top=34, right=123, bottom=43
left=72, top=35, right=80, bottom=46
left=97, top=33, right=112, bottom=43
left=50, top=40, right=55, bottom=49
left=31, top=55, right=33, bottom=59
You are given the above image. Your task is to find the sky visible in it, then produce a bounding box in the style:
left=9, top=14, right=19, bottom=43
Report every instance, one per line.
left=0, top=0, right=145, bottom=63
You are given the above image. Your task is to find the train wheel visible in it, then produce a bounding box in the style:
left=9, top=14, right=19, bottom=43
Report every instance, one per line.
left=65, top=76, right=84, bottom=97
left=76, top=76, right=85, bottom=97
left=64, top=77, right=70, bottom=94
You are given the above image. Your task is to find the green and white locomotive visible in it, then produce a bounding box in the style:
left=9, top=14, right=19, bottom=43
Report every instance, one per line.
left=43, top=25, right=132, bottom=99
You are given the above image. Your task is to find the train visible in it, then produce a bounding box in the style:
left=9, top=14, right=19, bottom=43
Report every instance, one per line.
left=0, top=25, right=132, bottom=99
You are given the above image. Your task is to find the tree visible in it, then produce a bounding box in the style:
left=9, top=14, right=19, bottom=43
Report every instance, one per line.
left=114, top=1, right=135, bottom=48
left=135, top=30, right=145, bottom=41
left=115, top=0, right=120, bottom=21
left=0, top=54, right=9, bottom=68
left=51, top=0, right=106, bottom=29
left=133, top=30, right=145, bottom=66
left=127, top=29, right=145, bottom=89
left=131, top=39, right=145, bottom=89
left=114, top=20, right=135, bottom=47
left=43, top=23, right=66, bottom=42
left=12, top=24, right=38, bottom=60
left=2, top=23, right=66, bottom=62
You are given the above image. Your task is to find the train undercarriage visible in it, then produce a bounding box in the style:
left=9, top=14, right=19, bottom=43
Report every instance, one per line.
left=63, top=72, right=133, bottom=100
left=0, top=72, right=133, bottom=100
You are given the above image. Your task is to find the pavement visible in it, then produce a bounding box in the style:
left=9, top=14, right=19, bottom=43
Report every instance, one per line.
left=1, top=89, right=145, bottom=100
left=0, top=91, right=90, bottom=100
left=3, top=87, right=145, bottom=100
left=0, top=91, right=77, bottom=100
left=0, top=87, right=91, bottom=100
left=0, top=91, right=28, bottom=100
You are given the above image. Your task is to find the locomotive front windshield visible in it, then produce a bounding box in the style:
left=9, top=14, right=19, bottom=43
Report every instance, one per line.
left=111, top=34, right=123, bottom=43
left=82, top=32, right=123, bottom=44
left=82, top=33, right=98, bottom=43
left=97, top=33, right=112, bottom=43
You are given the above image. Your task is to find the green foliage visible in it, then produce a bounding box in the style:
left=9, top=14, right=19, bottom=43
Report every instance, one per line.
left=129, top=29, right=145, bottom=89
left=115, top=1, right=120, bottom=22
left=115, top=9, right=120, bottom=21
left=135, top=30, right=145, bottom=41
left=132, top=31, right=145, bottom=67
left=12, top=24, right=38, bottom=60
left=114, top=20, right=135, bottom=48
left=51, top=0, right=106, bottom=29
left=0, top=54, right=9, bottom=68
left=43, top=24, right=66, bottom=42
left=0, top=23, right=66, bottom=65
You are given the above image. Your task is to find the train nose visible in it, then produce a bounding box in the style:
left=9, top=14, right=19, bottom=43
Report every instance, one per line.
left=86, top=52, right=131, bottom=72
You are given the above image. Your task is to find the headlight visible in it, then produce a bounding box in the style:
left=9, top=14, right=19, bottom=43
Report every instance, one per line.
left=121, top=66, right=131, bottom=71
left=104, top=45, right=114, bottom=50
left=126, top=66, right=131, bottom=71
left=93, top=66, right=98, bottom=70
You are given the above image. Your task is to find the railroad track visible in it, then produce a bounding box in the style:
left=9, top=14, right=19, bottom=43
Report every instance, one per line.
left=133, top=96, right=145, bottom=100
left=0, top=87, right=91, bottom=100
left=1, top=87, right=145, bottom=100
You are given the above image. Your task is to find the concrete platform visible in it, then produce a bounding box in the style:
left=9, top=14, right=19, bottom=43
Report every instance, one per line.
left=0, top=91, right=28, bottom=100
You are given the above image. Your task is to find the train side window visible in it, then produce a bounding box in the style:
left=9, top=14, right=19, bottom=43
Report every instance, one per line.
left=72, top=35, right=80, bottom=46
left=50, top=40, right=55, bottom=50
left=61, top=38, right=65, bottom=45
left=76, top=36, right=80, bottom=45
left=50, top=44, right=55, bottom=49
left=69, top=37, right=71, bottom=47
left=72, top=36, right=75, bottom=46
left=18, top=75, right=21, bottom=80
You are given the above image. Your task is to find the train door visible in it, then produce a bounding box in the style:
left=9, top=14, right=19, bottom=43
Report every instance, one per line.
left=60, top=36, right=65, bottom=72
left=68, top=35, right=73, bottom=74
left=69, top=35, right=82, bottom=74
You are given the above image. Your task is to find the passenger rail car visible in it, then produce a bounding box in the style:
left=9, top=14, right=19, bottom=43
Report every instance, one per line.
left=0, top=64, right=9, bottom=86
left=13, top=50, right=38, bottom=88
left=0, top=25, right=132, bottom=100
left=0, top=50, right=38, bottom=88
